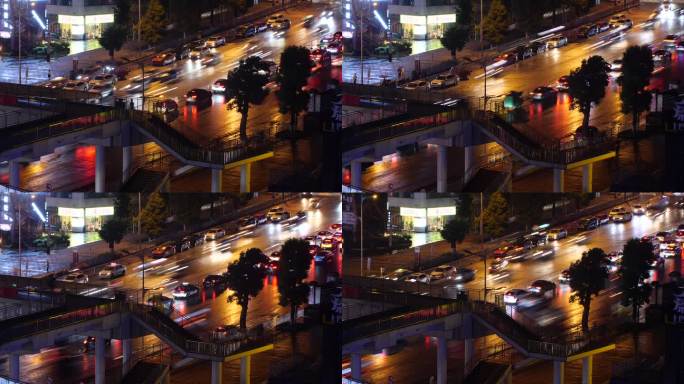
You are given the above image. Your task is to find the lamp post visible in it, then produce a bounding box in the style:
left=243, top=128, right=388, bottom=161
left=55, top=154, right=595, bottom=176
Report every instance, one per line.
left=359, top=0, right=365, bottom=84
left=359, top=193, right=377, bottom=276
left=480, top=192, right=486, bottom=302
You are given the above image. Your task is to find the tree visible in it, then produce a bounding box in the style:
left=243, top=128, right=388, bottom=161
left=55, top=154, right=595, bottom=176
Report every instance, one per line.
left=277, top=238, right=313, bottom=328
left=98, top=25, right=127, bottom=59
left=567, top=55, right=611, bottom=131
left=225, top=248, right=270, bottom=330
left=440, top=218, right=469, bottom=255
left=456, top=194, right=473, bottom=224
left=276, top=46, right=313, bottom=134
left=114, top=193, right=132, bottom=221
left=140, top=0, right=166, bottom=45
left=482, top=0, right=508, bottom=45
left=440, top=26, right=469, bottom=61
left=114, top=0, right=132, bottom=26
left=568, top=247, right=609, bottom=331
left=619, top=238, right=656, bottom=323
left=456, top=0, right=473, bottom=27
left=511, top=0, right=544, bottom=36
left=618, top=45, right=654, bottom=134
left=140, top=192, right=166, bottom=239
left=482, top=192, right=508, bottom=238
left=98, top=219, right=127, bottom=252
left=226, top=56, right=270, bottom=140
left=507, top=193, right=545, bottom=231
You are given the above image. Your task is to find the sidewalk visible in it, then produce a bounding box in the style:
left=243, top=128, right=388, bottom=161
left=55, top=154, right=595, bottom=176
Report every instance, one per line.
left=0, top=192, right=292, bottom=277
left=343, top=193, right=641, bottom=276
left=342, top=1, right=641, bottom=85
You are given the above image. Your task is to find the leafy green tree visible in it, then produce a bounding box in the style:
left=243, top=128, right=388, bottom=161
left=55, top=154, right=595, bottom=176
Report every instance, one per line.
left=140, top=192, right=166, bottom=239
left=440, top=26, right=469, bottom=61
left=140, top=0, right=166, bottom=45
left=114, top=0, right=132, bottom=26
left=227, top=56, right=270, bottom=140
left=226, top=248, right=270, bottom=330
left=482, top=0, right=508, bottom=45
left=482, top=192, right=508, bottom=238
left=567, top=55, right=611, bottom=131
left=568, top=248, right=609, bottom=331
left=98, top=219, right=127, bottom=252
left=276, top=46, right=313, bottom=134
left=618, top=45, right=654, bottom=134
left=114, top=193, right=132, bottom=221
left=456, top=0, right=473, bottom=27
left=456, top=194, right=473, bottom=224
left=440, top=218, right=469, bottom=255
left=277, top=238, right=313, bottom=328
left=619, top=238, right=656, bottom=323
left=98, top=25, right=127, bottom=59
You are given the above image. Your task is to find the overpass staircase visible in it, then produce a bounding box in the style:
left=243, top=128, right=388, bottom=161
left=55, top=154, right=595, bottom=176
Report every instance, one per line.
left=0, top=297, right=274, bottom=362
left=342, top=83, right=617, bottom=170
left=343, top=287, right=616, bottom=363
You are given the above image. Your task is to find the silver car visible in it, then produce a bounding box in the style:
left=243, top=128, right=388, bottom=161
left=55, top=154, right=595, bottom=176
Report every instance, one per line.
left=430, top=74, right=457, bottom=89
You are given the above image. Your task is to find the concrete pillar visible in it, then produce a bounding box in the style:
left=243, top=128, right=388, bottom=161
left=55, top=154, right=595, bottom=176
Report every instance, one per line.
left=464, top=145, right=475, bottom=183
left=211, top=360, right=223, bottom=384
left=582, top=163, right=593, bottom=193
left=240, top=163, right=251, bottom=193
left=95, top=145, right=106, bottom=193
left=350, top=160, right=362, bottom=188
left=553, top=168, right=565, bottom=193
left=122, top=338, right=132, bottom=375
left=582, top=355, right=593, bottom=384
left=240, top=355, right=251, bottom=384
left=437, top=145, right=447, bottom=193
left=436, top=336, right=447, bottom=384
left=162, top=372, right=170, bottom=384
left=553, top=361, right=565, bottom=384
left=463, top=337, right=474, bottom=376
left=95, top=336, right=106, bottom=384
left=211, top=168, right=223, bottom=193
left=8, top=353, right=19, bottom=380
left=350, top=353, right=362, bottom=381
left=9, top=161, right=21, bottom=188
left=122, top=146, right=133, bottom=182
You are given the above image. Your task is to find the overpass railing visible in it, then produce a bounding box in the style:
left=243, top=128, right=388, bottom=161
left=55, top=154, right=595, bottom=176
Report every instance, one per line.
left=128, top=110, right=274, bottom=167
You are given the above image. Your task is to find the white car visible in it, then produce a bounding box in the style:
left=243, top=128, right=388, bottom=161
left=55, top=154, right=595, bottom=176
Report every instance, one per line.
left=62, top=81, right=89, bottom=91
left=404, top=272, right=430, bottom=283
left=266, top=14, right=285, bottom=27
left=632, top=205, right=645, bottom=215
left=546, top=36, right=568, bottom=49
left=172, top=283, right=200, bottom=299
left=403, top=80, right=430, bottom=91
left=430, top=74, right=458, bottom=89
left=189, top=46, right=210, bottom=60
left=88, top=83, right=114, bottom=98
left=503, top=289, right=528, bottom=305
left=546, top=228, right=567, bottom=240
left=57, top=272, right=89, bottom=284
left=206, top=36, right=226, bottom=47
left=98, top=263, right=126, bottom=279
left=611, top=208, right=632, bottom=222
left=433, top=264, right=457, bottom=279
left=204, top=228, right=226, bottom=240
left=91, top=73, right=117, bottom=86
left=200, top=53, right=221, bottom=66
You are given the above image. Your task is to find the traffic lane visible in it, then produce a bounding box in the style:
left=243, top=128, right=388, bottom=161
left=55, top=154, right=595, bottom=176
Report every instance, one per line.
left=90, top=195, right=340, bottom=291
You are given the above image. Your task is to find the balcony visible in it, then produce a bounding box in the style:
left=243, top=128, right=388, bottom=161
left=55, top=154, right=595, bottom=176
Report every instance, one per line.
left=47, top=0, right=115, bottom=16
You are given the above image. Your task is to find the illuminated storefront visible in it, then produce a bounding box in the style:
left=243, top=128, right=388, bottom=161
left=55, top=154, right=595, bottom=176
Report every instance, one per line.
left=46, top=193, right=114, bottom=233
left=398, top=13, right=454, bottom=40
left=46, top=0, right=114, bottom=40
left=388, top=193, right=458, bottom=232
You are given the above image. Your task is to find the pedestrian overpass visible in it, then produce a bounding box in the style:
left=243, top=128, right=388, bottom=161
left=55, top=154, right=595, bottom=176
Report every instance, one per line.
left=0, top=275, right=274, bottom=384
left=342, top=83, right=617, bottom=193
left=0, top=83, right=275, bottom=193
left=343, top=276, right=616, bottom=384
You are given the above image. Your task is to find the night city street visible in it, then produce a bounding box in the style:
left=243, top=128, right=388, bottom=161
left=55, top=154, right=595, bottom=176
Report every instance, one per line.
left=0, top=190, right=341, bottom=383
left=342, top=192, right=684, bottom=384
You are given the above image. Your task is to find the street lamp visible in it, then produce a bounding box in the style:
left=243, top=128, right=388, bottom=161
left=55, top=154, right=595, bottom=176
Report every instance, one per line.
left=359, top=193, right=377, bottom=276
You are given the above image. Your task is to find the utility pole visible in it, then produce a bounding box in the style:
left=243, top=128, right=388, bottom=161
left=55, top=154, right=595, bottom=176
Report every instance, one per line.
left=138, top=192, right=142, bottom=234
left=480, top=0, right=487, bottom=111
left=481, top=192, right=486, bottom=302
left=17, top=1, right=22, bottom=84
left=138, top=0, right=142, bottom=42
left=359, top=1, right=364, bottom=84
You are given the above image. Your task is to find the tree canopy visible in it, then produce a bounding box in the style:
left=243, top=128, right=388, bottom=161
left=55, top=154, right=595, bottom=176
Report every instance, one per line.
left=227, top=56, right=271, bottom=140
left=482, top=0, right=508, bottom=45
left=276, top=46, right=313, bottom=133
left=568, top=247, right=609, bottom=331
left=277, top=238, right=313, bottom=328
left=567, top=55, right=611, bottom=131
left=225, top=248, right=270, bottom=330
left=618, top=45, right=654, bottom=133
